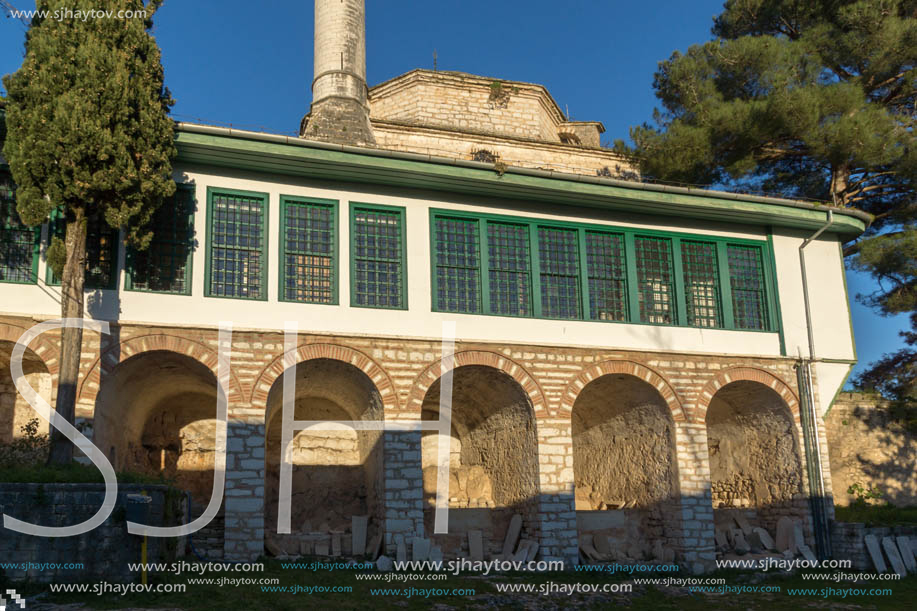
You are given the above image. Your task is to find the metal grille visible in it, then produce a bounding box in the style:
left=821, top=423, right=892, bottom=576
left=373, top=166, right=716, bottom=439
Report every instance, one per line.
left=0, top=173, right=35, bottom=283
left=209, top=192, right=265, bottom=299
left=130, top=189, right=194, bottom=293
left=487, top=221, right=531, bottom=316
left=434, top=216, right=481, bottom=313
left=634, top=236, right=675, bottom=324
left=352, top=207, right=404, bottom=308
left=47, top=212, right=117, bottom=289
left=681, top=240, right=721, bottom=328
left=538, top=226, right=580, bottom=319
left=728, top=244, right=769, bottom=330
left=283, top=200, right=335, bottom=303
left=585, top=231, right=627, bottom=321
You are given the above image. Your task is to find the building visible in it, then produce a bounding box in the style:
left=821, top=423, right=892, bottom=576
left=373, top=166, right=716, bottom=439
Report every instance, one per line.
left=0, top=0, right=868, bottom=571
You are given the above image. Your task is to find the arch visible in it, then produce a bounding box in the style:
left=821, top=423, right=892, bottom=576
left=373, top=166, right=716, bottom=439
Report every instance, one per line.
left=407, top=351, right=547, bottom=419
left=560, top=360, right=685, bottom=422
left=77, top=334, right=245, bottom=406
left=251, top=343, right=398, bottom=413
left=0, top=321, right=61, bottom=381
left=693, top=367, right=799, bottom=424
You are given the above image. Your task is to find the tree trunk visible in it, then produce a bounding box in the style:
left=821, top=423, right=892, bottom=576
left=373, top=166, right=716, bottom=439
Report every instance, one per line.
left=46, top=209, right=87, bottom=465
left=830, top=163, right=850, bottom=206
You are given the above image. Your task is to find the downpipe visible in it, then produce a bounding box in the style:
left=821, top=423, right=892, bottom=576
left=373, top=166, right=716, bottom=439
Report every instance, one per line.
left=797, top=210, right=833, bottom=559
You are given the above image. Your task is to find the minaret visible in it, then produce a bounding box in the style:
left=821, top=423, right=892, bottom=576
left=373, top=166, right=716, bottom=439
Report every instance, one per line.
left=300, top=0, right=376, bottom=145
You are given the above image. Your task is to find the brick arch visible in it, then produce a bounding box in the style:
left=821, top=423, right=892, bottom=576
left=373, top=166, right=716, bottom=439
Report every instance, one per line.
left=693, top=366, right=800, bottom=424
left=250, top=343, right=398, bottom=414
left=406, top=350, right=548, bottom=419
left=0, top=321, right=61, bottom=394
left=559, top=359, right=686, bottom=422
left=77, top=334, right=245, bottom=406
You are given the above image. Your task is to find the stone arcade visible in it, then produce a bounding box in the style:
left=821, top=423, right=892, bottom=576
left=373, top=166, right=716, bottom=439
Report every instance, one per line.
left=0, top=0, right=866, bottom=572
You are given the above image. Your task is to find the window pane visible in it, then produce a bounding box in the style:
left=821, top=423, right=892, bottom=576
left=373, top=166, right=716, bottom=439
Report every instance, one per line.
left=585, top=231, right=627, bottom=321
left=434, top=216, right=480, bottom=313
left=634, top=236, right=674, bottom=324
left=130, top=188, right=194, bottom=293
left=283, top=200, right=335, bottom=303
left=487, top=222, right=531, bottom=316
left=538, top=226, right=580, bottom=319
left=728, top=245, right=769, bottom=330
left=681, top=240, right=721, bottom=328
left=47, top=212, right=117, bottom=290
left=208, top=192, right=265, bottom=299
left=0, top=172, right=36, bottom=284
left=352, top=207, right=404, bottom=308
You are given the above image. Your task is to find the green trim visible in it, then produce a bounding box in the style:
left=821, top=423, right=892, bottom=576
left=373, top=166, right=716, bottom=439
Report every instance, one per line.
left=204, top=186, right=270, bottom=301
left=124, top=183, right=196, bottom=296
left=349, top=201, right=408, bottom=310
left=175, top=129, right=868, bottom=238
left=767, top=230, right=787, bottom=356
left=278, top=195, right=339, bottom=305
left=429, top=207, right=780, bottom=333
left=837, top=241, right=858, bottom=362
left=0, top=168, right=40, bottom=285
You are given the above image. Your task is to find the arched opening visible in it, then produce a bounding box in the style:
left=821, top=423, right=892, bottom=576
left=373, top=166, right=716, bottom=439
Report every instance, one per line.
left=421, top=365, right=539, bottom=559
left=706, top=380, right=805, bottom=541
left=572, top=374, right=679, bottom=562
left=264, top=359, right=383, bottom=556
left=94, top=351, right=220, bottom=518
left=0, top=340, right=52, bottom=445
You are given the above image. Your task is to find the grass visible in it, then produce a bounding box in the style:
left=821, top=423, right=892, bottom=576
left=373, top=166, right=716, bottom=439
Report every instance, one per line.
left=0, top=460, right=175, bottom=485
left=835, top=503, right=917, bottom=526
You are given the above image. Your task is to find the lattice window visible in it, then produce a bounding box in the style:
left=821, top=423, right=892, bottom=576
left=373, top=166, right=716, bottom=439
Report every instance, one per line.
left=487, top=221, right=531, bottom=316
left=128, top=188, right=194, bottom=294
left=434, top=216, right=481, bottom=314
left=538, top=226, right=580, bottom=319
left=208, top=191, right=266, bottom=299
left=282, top=199, right=335, bottom=304
left=47, top=211, right=118, bottom=290
left=681, top=240, right=721, bottom=328
left=728, top=244, right=769, bottom=330
left=0, top=172, right=37, bottom=284
left=634, top=236, right=675, bottom=324
left=585, top=231, right=627, bottom=321
left=352, top=206, right=405, bottom=309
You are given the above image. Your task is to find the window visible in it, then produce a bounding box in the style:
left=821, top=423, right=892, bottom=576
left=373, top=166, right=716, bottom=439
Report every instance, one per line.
left=127, top=186, right=195, bottom=294
left=47, top=211, right=118, bottom=290
left=487, top=222, right=531, bottom=316
left=585, top=231, right=627, bottom=321
left=538, top=226, right=580, bottom=319
left=433, top=216, right=481, bottom=313
left=728, top=244, right=769, bottom=330
left=0, top=171, right=38, bottom=284
left=351, top=204, right=406, bottom=309
left=281, top=196, right=337, bottom=304
left=634, top=236, right=675, bottom=324
left=205, top=188, right=268, bottom=300
left=681, top=240, right=721, bottom=328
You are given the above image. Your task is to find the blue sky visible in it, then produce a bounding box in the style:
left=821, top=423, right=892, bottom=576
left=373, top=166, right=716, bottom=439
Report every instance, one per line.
left=0, top=0, right=908, bottom=381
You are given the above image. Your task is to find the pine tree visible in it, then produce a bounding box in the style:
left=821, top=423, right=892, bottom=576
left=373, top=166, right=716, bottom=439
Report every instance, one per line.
left=615, top=0, right=916, bottom=406
left=2, top=0, right=176, bottom=464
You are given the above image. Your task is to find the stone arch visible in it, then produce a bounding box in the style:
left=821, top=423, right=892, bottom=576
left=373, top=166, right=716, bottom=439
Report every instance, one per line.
left=407, top=351, right=547, bottom=419
left=251, top=343, right=398, bottom=413
left=0, top=321, right=61, bottom=386
left=560, top=360, right=685, bottom=422
left=693, top=367, right=799, bottom=424
left=0, top=323, right=58, bottom=443
left=77, top=334, right=245, bottom=406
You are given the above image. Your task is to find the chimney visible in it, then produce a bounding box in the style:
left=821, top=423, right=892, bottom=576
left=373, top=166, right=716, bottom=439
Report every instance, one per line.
left=300, top=0, right=376, bottom=145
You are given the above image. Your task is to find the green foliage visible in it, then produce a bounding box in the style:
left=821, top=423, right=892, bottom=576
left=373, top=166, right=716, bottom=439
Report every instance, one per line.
left=835, top=502, right=917, bottom=526
left=847, top=481, right=885, bottom=504
left=0, top=417, right=50, bottom=466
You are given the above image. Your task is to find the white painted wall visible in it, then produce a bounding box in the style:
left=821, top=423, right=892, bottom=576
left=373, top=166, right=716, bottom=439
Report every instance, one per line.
left=0, top=163, right=856, bottom=366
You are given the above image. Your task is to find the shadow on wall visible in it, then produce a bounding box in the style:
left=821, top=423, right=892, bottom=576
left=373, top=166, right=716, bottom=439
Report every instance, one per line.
left=0, top=340, right=52, bottom=443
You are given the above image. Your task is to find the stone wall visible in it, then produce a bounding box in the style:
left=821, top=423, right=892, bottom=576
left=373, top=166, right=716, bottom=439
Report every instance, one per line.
left=0, top=484, right=179, bottom=583
left=831, top=521, right=917, bottom=570
left=826, top=392, right=917, bottom=507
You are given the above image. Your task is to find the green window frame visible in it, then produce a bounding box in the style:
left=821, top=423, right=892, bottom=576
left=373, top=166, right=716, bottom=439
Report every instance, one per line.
left=125, top=185, right=195, bottom=295
left=0, top=169, right=39, bottom=284
left=46, top=210, right=119, bottom=290
left=429, top=208, right=780, bottom=334
left=204, top=187, right=269, bottom=301
left=350, top=202, right=407, bottom=310
left=280, top=195, right=338, bottom=305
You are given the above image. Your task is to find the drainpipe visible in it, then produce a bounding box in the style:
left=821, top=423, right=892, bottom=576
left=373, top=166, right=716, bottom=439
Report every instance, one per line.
left=797, top=210, right=833, bottom=559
